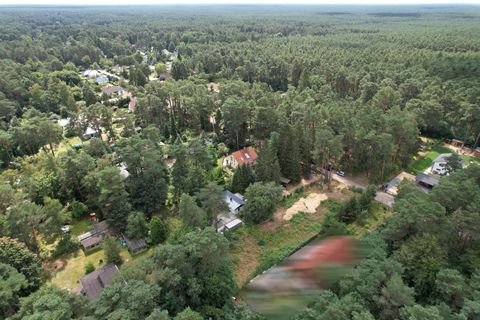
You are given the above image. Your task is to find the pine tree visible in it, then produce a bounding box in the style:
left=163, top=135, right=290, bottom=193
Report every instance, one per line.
left=171, top=145, right=189, bottom=202
left=150, top=216, right=168, bottom=245
left=291, top=59, right=303, bottom=88
left=256, top=141, right=280, bottom=184
left=127, top=212, right=149, bottom=239
left=231, top=164, right=254, bottom=194
left=295, top=122, right=312, bottom=177
left=279, top=124, right=301, bottom=182
left=179, top=194, right=207, bottom=229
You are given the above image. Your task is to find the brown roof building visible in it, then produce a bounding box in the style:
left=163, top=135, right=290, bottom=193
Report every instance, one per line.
left=223, top=147, right=258, bottom=169
left=101, top=85, right=125, bottom=96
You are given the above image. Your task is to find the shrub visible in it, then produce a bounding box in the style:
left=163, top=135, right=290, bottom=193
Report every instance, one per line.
left=85, top=262, right=95, bottom=274
left=319, top=212, right=351, bottom=238
left=323, top=199, right=341, bottom=212
left=150, top=216, right=168, bottom=245
left=71, top=201, right=88, bottom=219
left=52, top=234, right=79, bottom=258
left=349, top=186, right=364, bottom=193
left=253, top=246, right=294, bottom=277
left=103, top=237, right=122, bottom=265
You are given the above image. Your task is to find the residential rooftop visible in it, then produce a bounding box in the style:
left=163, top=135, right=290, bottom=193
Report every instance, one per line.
left=80, top=263, right=119, bottom=300
left=223, top=190, right=244, bottom=213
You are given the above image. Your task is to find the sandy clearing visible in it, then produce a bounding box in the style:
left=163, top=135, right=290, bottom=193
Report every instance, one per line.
left=284, top=193, right=328, bottom=221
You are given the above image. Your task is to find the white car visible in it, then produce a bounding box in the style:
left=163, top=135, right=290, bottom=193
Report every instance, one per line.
left=61, top=225, right=71, bottom=233
left=335, top=170, right=345, bottom=177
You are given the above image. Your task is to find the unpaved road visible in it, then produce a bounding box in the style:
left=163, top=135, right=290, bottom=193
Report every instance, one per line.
left=331, top=173, right=395, bottom=207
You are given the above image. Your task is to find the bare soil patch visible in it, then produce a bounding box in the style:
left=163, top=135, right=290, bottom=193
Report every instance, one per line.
left=284, top=193, right=328, bottom=220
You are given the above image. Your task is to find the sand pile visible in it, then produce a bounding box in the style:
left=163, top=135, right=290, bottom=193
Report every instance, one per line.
left=284, top=193, right=328, bottom=220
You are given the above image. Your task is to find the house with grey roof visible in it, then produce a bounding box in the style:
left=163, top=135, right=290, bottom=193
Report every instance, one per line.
left=95, top=75, right=109, bottom=85
left=82, top=69, right=100, bottom=79
left=217, top=191, right=245, bottom=233
left=122, top=234, right=147, bottom=255
left=416, top=173, right=439, bottom=192
left=223, top=190, right=245, bottom=213
left=80, top=263, right=119, bottom=299
left=78, top=220, right=111, bottom=251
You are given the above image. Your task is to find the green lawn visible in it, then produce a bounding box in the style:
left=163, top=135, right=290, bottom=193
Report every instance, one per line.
left=408, top=144, right=480, bottom=174
left=70, top=219, right=92, bottom=237
left=229, top=183, right=354, bottom=287
left=463, top=155, right=480, bottom=167
left=49, top=245, right=152, bottom=291
left=230, top=202, right=329, bottom=287
left=407, top=145, right=451, bottom=174
left=49, top=216, right=173, bottom=291
left=56, top=136, right=83, bottom=155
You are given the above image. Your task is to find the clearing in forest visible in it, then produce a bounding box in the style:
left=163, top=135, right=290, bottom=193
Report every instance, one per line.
left=231, top=183, right=353, bottom=287
left=284, top=193, right=328, bottom=220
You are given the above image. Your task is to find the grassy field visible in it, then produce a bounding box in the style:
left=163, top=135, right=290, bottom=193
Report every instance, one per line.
left=48, top=215, right=180, bottom=291
left=463, top=155, right=480, bottom=167
left=229, top=210, right=326, bottom=287
left=70, top=219, right=92, bottom=237
left=49, top=246, right=151, bottom=291
left=408, top=144, right=480, bottom=174
left=230, top=185, right=393, bottom=288
left=407, top=145, right=451, bottom=174
left=229, top=184, right=347, bottom=287
left=55, top=136, right=83, bottom=155
left=280, top=187, right=308, bottom=208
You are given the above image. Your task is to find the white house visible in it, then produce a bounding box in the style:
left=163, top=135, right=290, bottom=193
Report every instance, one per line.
left=222, top=147, right=258, bottom=169
left=82, top=69, right=100, bottom=79
left=83, top=127, right=99, bottom=140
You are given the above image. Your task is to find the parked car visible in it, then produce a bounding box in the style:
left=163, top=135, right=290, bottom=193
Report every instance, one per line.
left=335, top=170, right=345, bottom=177
left=61, top=225, right=71, bottom=233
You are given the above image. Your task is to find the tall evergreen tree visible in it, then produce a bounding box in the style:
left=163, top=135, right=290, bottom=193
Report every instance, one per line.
left=117, top=136, right=169, bottom=216
left=231, top=164, right=254, bottom=194
left=255, top=141, right=280, bottom=184
left=149, top=216, right=168, bottom=245
left=178, top=194, right=207, bottom=229
left=196, top=182, right=228, bottom=226
left=278, top=124, right=301, bottom=182
left=84, top=166, right=131, bottom=232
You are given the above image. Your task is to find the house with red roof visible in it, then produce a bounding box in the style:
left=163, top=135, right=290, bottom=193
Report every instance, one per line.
left=222, top=146, right=258, bottom=169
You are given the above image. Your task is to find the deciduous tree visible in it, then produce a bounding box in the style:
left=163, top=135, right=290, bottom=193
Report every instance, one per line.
left=242, top=182, right=282, bottom=224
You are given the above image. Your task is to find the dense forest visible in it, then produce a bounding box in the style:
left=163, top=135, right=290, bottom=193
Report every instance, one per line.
left=0, top=4, right=479, bottom=320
